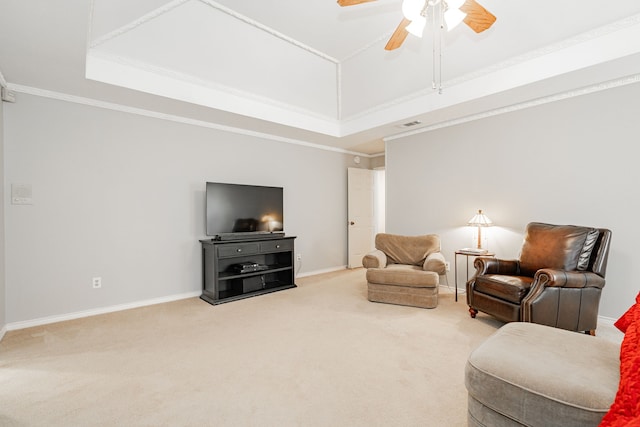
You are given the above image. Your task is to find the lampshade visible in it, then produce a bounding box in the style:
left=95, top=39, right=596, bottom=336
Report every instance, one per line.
left=468, top=209, right=493, bottom=227
left=401, top=0, right=425, bottom=21
left=406, top=18, right=426, bottom=37
left=468, top=209, right=492, bottom=250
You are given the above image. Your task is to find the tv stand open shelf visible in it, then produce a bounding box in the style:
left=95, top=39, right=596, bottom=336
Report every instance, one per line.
left=199, top=236, right=296, bottom=305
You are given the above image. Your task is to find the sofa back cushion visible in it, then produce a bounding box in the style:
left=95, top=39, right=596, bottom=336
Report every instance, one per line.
left=375, top=233, right=440, bottom=266
left=519, top=222, right=599, bottom=277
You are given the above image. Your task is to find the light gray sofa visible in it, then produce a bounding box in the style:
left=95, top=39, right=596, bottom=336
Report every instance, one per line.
left=465, top=322, right=620, bottom=426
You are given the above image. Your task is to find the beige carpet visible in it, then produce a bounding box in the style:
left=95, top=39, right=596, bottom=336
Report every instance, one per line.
left=0, top=268, right=504, bottom=426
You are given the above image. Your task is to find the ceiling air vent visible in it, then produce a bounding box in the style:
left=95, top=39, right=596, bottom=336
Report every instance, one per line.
left=397, top=120, right=422, bottom=128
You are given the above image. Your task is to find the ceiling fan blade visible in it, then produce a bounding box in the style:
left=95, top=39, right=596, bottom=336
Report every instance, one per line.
left=385, top=18, right=411, bottom=51
left=460, top=0, right=496, bottom=33
left=337, top=0, right=376, bottom=6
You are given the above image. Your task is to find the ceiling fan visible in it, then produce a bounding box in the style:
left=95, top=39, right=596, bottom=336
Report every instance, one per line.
left=337, top=0, right=496, bottom=51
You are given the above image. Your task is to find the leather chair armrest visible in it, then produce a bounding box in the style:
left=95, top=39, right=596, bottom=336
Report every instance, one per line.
left=424, top=252, right=446, bottom=275
left=362, top=250, right=387, bottom=269
left=522, top=269, right=606, bottom=331
left=533, top=269, right=606, bottom=289
left=467, top=258, right=520, bottom=307
left=473, top=257, right=519, bottom=275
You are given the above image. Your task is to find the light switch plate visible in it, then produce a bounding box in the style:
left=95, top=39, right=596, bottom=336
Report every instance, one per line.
left=11, top=183, right=33, bottom=205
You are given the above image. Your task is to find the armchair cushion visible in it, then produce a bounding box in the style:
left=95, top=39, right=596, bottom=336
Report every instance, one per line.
left=374, top=233, right=440, bottom=266
left=519, top=223, right=600, bottom=276
left=366, top=265, right=439, bottom=288
left=474, top=275, right=533, bottom=304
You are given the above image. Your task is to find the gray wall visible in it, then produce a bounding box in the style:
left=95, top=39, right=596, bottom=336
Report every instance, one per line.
left=386, top=81, right=639, bottom=320
left=4, top=93, right=350, bottom=324
left=370, top=155, right=385, bottom=170
left=0, top=95, right=6, bottom=332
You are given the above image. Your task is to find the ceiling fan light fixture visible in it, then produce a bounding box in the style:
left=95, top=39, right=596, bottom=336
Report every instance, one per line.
left=444, top=8, right=466, bottom=30
left=446, top=0, right=465, bottom=9
left=346, top=0, right=497, bottom=94
left=401, top=0, right=426, bottom=21
left=406, top=18, right=426, bottom=37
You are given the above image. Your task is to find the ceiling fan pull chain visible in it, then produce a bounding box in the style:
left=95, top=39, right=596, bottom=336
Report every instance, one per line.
left=432, top=3, right=437, bottom=90
left=435, top=1, right=444, bottom=93
left=439, top=15, right=443, bottom=94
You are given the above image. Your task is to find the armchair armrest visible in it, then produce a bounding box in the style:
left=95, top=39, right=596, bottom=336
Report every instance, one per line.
left=522, top=269, right=606, bottom=330
left=473, top=257, right=519, bottom=275
left=362, top=250, right=387, bottom=269
left=423, top=252, right=446, bottom=275
left=533, top=269, right=606, bottom=289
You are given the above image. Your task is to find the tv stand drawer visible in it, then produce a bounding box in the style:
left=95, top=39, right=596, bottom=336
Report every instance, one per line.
left=217, top=242, right=260, bottom=258
left=260, top=239, right=293, bottom=253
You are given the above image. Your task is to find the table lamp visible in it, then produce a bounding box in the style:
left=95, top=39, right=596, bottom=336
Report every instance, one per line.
left=468, top=209, right=493, bottom=250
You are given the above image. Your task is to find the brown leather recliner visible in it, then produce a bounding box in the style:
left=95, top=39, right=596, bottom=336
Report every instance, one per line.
left=466, top=222, right=612, bottom=334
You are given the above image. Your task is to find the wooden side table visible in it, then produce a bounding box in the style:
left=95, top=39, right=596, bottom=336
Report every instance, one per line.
left=454, top=249, right=495, bottom=302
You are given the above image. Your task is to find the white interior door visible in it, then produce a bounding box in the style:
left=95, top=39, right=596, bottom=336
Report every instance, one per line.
left=348, top=168, right=375, bottom=268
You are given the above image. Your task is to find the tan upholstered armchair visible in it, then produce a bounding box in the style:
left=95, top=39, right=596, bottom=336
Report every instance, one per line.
left=362, top=233, right=446, bottom=308
left=467, top=222, right=611, bottom=334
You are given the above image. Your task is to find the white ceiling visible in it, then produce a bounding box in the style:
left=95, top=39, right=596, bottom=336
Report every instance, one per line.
left=2, top=0, right=640, bottom=155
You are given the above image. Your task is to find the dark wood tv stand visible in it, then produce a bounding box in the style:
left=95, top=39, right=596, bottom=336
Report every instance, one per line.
left=199, top=235, right=296, bottom=305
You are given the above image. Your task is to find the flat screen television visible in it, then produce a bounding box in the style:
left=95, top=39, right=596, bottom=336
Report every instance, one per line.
left=206, top=182, right=284, bottom=238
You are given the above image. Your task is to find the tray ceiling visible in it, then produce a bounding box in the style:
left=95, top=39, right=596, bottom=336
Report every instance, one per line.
left=2, top=0, right=640, bottom=154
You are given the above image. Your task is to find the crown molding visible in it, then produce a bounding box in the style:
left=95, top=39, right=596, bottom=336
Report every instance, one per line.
left=385, top=73, right=640, bottom=142
left=90, top=0, right=343, bottom=124
left=341, top=30, right=393, bottom=63
left=342, top=12, right=640, bottom=125
left=90, top=0, right=187, bottom=48
left=7, top=83, right=375, bottom=157
left=445, top=13, right=640, bottom=88
left=91, top=0, right=339, bottom=64
left=88, top=50, right=337, bottom=123
left=84, top=4, right=640, bottom=142
left=197, top=0, right=339, bottom=64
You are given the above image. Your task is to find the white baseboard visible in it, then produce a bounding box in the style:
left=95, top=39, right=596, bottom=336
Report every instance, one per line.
left=3, top=265, right=350, bottom=334
left=1, top=272, right=619, bottom=337
left=296, top=265, right=347, bottom=278
left=598, top=315, right=616, bottom=327
left=5, top=291, right=201, bottom=332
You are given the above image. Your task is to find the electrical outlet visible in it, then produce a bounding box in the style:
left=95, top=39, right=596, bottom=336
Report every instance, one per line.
left=296, top=254, right=302, bottom=261
left=445, top=261, right=451, bottom=272
left=92, top=277, right=102, bottom=289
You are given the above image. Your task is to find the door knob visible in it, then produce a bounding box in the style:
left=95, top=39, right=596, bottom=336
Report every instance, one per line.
left=350, top=221, right=355, bottom=225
